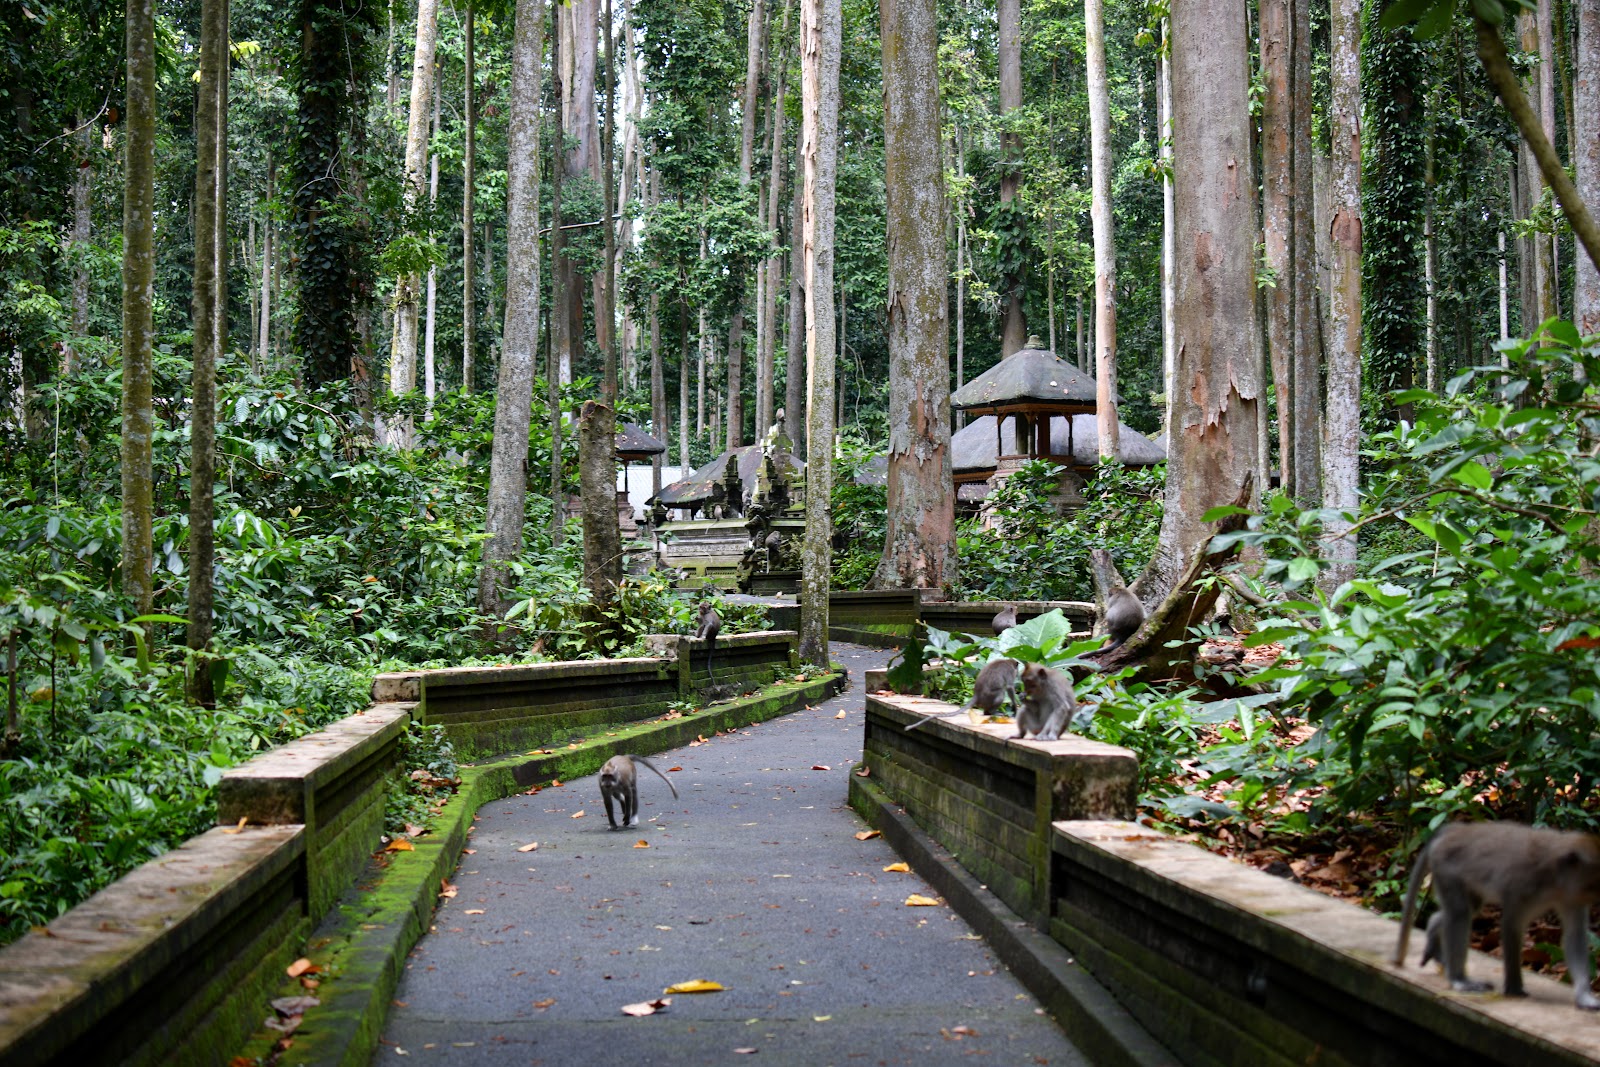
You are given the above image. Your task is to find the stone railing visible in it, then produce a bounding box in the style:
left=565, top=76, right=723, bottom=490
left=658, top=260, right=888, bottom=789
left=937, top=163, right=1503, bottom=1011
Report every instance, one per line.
left=0, top=631, right=817, bottom=1067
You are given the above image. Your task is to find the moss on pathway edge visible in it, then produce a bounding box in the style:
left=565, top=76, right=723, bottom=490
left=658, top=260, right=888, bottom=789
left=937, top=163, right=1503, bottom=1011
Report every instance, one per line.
left=235, top=669, right=846, bottom=1067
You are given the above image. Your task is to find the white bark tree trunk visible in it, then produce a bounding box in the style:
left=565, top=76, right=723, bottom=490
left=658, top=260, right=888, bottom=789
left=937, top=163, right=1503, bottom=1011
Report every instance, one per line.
left=1578, top=0, right=1600, bottom=334
left=800, top=0, right=840, bottom=664
left=389, top=0, right=439, bottom=445
left=1086, top=0, right=1119, bottom=461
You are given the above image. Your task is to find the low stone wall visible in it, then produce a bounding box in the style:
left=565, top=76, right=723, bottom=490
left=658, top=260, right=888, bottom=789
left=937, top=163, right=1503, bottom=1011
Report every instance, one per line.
left=1051, top=821, right=1600, bottom=1067
left=854, top=692, right=1137, bottom=921
left=829, top=588, right=923, bottom=626
left=379, top=630, right=799, bottom=758
left=0, top=825, right=307, bottom=1067
left=921, top=600, right=1095, bottom=637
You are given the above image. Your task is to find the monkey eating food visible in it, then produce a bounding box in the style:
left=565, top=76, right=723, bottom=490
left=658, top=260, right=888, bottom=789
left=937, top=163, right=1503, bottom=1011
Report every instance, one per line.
left=1015, top=661, right=1076, bottom=741
left=694, top=600, right=722, bottom=682
left=598, top=754, right=680, bottom=830
left=1394, top=820, right=1600, bottom=1010
left=1102, top=585, right=1146, bottom=650
left=905, top=656, right=1019, bottom=732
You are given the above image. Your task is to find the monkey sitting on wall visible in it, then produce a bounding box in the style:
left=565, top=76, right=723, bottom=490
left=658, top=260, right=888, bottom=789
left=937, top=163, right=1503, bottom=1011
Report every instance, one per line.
left=1394, top=821, right=1600, bottom=1010
left=598, top=754, right=680, bottom=830
left=905, top=656, right=1020, bottom=732
left=1014, top=662, right=1076, bottom=742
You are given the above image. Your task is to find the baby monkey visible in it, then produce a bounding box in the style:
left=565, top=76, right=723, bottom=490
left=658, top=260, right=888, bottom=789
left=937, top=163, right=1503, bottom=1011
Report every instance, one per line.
left=1394, top=821, right=1600, bottom=1010
left=695, top=600, right=722, bottom=682
left=905, top=656, right=1019, bottom=732
left=598, top=754, right=680, bottom=830
left=1014, top=662, right=1077, bottom=741
left=1102, top=584, right=1146, bottom=650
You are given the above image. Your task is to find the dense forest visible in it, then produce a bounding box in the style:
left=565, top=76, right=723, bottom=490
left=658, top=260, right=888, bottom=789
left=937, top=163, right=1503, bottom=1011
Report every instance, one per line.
left=4, top=0, right=1600, bottom=957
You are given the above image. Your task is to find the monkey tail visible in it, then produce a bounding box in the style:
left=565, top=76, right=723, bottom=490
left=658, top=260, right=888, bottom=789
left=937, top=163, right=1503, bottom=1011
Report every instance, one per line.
left=630, top=755, right=680, bottom=799
left=1394, top=838, right=1433, bottom=967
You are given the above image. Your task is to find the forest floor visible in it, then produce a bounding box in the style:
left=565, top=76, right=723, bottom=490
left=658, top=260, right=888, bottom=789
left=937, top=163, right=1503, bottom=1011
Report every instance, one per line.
left=373, top=643, right=1087, bottom=1065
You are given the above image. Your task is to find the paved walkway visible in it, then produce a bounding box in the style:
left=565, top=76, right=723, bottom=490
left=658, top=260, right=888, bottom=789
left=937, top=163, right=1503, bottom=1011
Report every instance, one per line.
left=375, top=643, right=1086, bottom=1065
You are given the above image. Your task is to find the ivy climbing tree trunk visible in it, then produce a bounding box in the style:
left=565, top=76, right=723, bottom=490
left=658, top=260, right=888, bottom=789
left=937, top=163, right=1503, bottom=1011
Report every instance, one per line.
left=477, top=0, right=543, bottom=620
left=1145, top=0, right=1261, bottom=600
left=1321, top=0, right=1363, bottom=590
left=121, top=0, right=156, bottom=622
left=188, top=0, right=228, bottom=705
left=872, top=0, right=954, bottom=593
left=799, top=0, right=840, bottom=665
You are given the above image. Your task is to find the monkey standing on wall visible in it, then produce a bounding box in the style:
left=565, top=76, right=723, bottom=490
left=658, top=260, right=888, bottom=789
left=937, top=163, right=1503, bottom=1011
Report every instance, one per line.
left=1394, top=821, right=1600, bottom=1009
left=695, top=600, right=721, bottom=683
left=598, top=754, right=680, bottom=830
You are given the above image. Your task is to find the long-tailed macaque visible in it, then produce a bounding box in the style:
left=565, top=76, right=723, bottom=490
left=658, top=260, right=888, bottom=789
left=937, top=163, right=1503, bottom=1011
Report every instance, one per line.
left=992, top=604, right=1017, bottom=636
left=598, top=754, right=680, bottom=830
left=905, top=657, right=1019, bottom=732
left=1394, top=821, right=1600, bottom=1010
left=695, top=600, right=721, bottom=682
left=1015, top=662, right=1076, bottom=741
left=1103, top=585, right=1146, bottom=650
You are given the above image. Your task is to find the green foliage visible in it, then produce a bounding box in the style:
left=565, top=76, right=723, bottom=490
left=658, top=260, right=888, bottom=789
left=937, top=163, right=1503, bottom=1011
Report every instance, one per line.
left=1218, top=323, right=1600, bottom=833
left=385, top=723, right=460, bottom=834
left=829, top=437, right=889, bottom=590
left=955, top=460, right=1163, bottom=601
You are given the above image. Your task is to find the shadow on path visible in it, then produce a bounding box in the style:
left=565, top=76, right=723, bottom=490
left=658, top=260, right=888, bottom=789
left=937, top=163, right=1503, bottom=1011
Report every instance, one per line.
left=375, top=643, right=1086, bottom=1065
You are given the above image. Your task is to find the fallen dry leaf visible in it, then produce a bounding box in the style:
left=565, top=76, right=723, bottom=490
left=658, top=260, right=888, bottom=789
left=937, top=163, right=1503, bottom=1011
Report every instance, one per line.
left=286, top=958, right=315, bottom=978
left=854, top=766, right=870, bottom=778
left=812, top=1015, right=832, bottom=1022
left=811, top=764, right=831, bottom=771
left=621, top=997, right=672, bottom=1016
left=668, top=766, right=683, bottom=772
left=634, top=840, right=651, bottom=849
left=834, top=710, right=846, bottom=719
left=385, top=838, right=414, bottom=852
left=664, top=979, right=725, bottom=994
left=882, top=862, right=910, bottom=873
left=299, top=977, right=320, bottom=990
left=734, top=1049, right=757, bottom=1055
left=271, top=995, right=320, bottom=1016
left=464, top=909, right=485, bottom=915
left=571, top=810, right=586, bottom=819
left=904, top=894, right=940, bottom=906
left=533, top=998, right=555, bottom=1009
left=517, top=842, right=540, bottom=853
left=439, top=880, right=458, bottom=899
left=222, top=816, right=248, bottom=834
left=854, top=830, right=881, bottom=841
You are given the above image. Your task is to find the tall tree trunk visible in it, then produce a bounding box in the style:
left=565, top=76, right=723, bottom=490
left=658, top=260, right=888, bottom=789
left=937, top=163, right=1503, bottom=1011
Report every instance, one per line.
left=997, top=0, right=1025, bottom=355
left=1261, top=0, right=1295, bottom=491
left=954, top=124, right=967, bottom=404
left=558, top=0, right=598, bottom=377
left=759, top=0, right=791, bottom=439
left=549, top=22, right=568, bottom=543
left=785, top=148, right=807, bottom=456
left=122, top=0, right=157, bottom=621
left=1086, top=0, right=1119, bottom=460
left=602, top=0, right=618, bottom=403
left=579, top=400, right=621, bottom=639
left=258, top=157, right=273, bottom=371
left=679, top=295, right=691, bottom=473
left=800, top=0, right=840, bottom=665
left=651, top=287, right=665, bottom=496
left=1579, top=0, right=1600, bottom=333
left=1147, top=0, right=1261, bottom=597
left=424, top=75, right=442, bottom=403
left=1288, top=0, right=1320, bottom=501
left=1537, top=0, right=1560, bottom=318
left=1321, top=0, right=1363, bottom=589
left=390, top=0, right=440, bottom=442
left=462, top=2, right=477, bottom=393
left=1424, top=117, right=1437, bottom=390
left=873, top=0, right=954, bottom=592
left=188, top=0, right=228, bottom=703
left=1159, top=34, right=1176, bottom=436
left=67, top=123, right=93, bottom=376
left=478, top=0, right=544, bottom=618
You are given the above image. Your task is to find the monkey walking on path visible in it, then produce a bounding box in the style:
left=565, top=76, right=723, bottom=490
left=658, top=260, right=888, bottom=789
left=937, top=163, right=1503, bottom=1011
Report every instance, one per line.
left=695, top=601, right=721, bottom=683
left=905, top=657, right=1019, bottom=732
left=598, top=754, right=679, bottom=830
left=1394, top=821, right=1600, bottom=1009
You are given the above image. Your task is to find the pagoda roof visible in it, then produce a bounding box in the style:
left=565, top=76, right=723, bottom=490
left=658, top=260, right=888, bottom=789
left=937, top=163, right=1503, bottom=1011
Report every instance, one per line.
left=615, top=421, right=667, bottom=458
left=652, top=443, right=802, bottom=508
left=952, top=414, right=1166, bottom=473
left=950, top=338, right=1103, bottom=411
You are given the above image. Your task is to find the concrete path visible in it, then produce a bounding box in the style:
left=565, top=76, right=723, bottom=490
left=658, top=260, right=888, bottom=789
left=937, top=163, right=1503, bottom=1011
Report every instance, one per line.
left=375, top=643, right=1086, bottom=1066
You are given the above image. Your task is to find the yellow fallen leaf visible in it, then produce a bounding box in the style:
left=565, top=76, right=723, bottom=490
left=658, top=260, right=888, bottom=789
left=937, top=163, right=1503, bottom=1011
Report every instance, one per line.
left=533, top=998, right=556, bottom=1010
left=904, top=894, right=940, bottom=906
left=664, top=979, right=725, bottom=994
left=286, top=958, right=315, bottom=978
left=439, top=880, right=458, bottom=899
left=882, top=862, right=910, bottom=873
left=385, top=838, right=414, bottom=852
left=464, top=909, right=485, bottom=915
left=222, top=816, right=248, bottom=834
left=517, top=842, right=539, bottom=852
left=834, top=710, right=846, bottom=719
left=854, top=830, right=881, bottom=841
left=634, top=840, right=651, bottom=849
left=571, top=810, right=586, bottom=819
left=813, top=1015, right=832, bottom=1022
